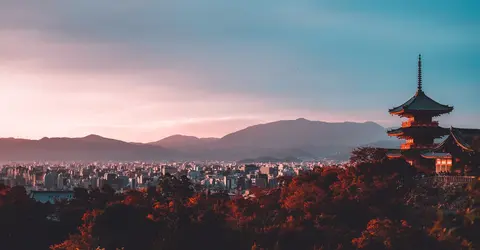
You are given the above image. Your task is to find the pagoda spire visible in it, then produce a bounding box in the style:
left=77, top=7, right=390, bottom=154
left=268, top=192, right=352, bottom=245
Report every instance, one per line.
left=417, top=54, right=422, bottom=92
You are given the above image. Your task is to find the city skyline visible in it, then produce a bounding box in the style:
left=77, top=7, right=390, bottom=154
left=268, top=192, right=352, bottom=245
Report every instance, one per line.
left=0, top=1, right=479, bottom=142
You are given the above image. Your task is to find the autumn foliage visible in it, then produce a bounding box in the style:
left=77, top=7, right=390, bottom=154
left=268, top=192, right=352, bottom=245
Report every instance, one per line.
left=0, top=152, right=478, bottom=250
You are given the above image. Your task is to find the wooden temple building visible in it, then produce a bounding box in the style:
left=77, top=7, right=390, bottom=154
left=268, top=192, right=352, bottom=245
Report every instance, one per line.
left=387, top=55, right=480, bottom=175
left=422, top=128, right=480, bottom=175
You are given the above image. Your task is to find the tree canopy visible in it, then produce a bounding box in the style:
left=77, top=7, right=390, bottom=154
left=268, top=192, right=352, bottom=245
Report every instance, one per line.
left=0, top=160, right=477, bottom=250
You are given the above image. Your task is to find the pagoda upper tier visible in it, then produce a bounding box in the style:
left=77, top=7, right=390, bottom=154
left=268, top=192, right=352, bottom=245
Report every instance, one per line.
left=389, top=90, right=454, bottom=117
left=389, top=55, right=453, bottom=117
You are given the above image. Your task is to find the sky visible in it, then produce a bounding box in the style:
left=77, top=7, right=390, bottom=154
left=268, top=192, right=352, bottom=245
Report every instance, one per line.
left=0, top=1, right=479, bottom=142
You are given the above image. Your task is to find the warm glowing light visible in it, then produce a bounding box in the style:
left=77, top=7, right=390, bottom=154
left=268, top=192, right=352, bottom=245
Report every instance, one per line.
left=435, top=157, right=453, bottom=173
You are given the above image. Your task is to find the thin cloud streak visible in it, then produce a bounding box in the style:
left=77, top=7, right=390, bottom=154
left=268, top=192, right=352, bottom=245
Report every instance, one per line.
left=0, top=1, right=478, bottom=142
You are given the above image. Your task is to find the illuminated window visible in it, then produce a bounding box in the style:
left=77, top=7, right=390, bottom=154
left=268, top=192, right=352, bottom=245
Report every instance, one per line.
left=435, top=157, right=453, bottom=173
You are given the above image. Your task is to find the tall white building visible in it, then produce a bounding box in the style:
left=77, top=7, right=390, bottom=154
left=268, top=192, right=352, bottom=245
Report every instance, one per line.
left=44, top=172, right=58, bottom=190
left=57, top=173, right=64, bottom=190
left=31, top=174, right=36, bottom=187
left=129, top=178, right=137, bottom=190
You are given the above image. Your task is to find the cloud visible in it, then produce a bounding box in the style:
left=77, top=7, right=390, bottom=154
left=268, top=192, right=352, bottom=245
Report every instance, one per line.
left=0, top=1, right=478, bottom=141
left=272, top=2, right=477, bottom=46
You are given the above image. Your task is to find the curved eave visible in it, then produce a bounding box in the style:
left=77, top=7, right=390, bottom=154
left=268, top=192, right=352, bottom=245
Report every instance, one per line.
left=451, top=128, right=475, bottom=152
left=387, top=127, right=404, bottom=137
left=389, top=94, right=417, bottom=114
left=388, top=109, right=407, bottom=116
left=386, top=153, right=402, bottom=158
left=421, top=152, right=452, bottom=159
left=388, top=107, right=454, bottom=117
left=387, top=131, right=403, bottom=137
left=386, top=149, right=402, bottom=158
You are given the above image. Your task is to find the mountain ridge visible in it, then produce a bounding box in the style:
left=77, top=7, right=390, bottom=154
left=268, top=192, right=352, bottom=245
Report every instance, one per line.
left=0, top=119, right=395, bottom=161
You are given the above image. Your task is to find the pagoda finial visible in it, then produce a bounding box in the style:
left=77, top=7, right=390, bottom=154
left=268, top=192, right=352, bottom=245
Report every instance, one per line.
left=417, top=54, right=422, bottom=92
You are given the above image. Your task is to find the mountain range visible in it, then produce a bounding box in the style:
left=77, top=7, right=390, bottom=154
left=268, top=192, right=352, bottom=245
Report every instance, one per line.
left=0, top=118, right=399, bottom=162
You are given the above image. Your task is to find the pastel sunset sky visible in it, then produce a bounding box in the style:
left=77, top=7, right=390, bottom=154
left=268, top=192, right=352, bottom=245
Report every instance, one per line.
left=0, top=1, right=479, bottom=142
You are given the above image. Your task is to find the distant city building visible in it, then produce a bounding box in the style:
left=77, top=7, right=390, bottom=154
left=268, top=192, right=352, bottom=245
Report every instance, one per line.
left=129, top=177, right=137, bottom=189
left=223, top=176, right=237, bottom=190
left=260, top=166, right=278, bottom=176
left=90, top=177, right=99, bottom=189
left=268, top=177, right=278, bottom=188
left=31, top=174, right=36, bottom=187
left=117, top=175, right=129, bottom=189
left=137, top=174, right=143, bottom=185
left=0, top=157, right=334, bottom=196
left=44, top=172, right=58, bottom=190
left=98, top=178, right=106, bottom=189
left=105, top=173, right=117, bottom=184
left=57, top=173, right=64, bottom=190
left=241, top=164, right=259, bottom=174
left=255, top=174, right=268, bottom=188
left=161, top=166, right=177, bottom=175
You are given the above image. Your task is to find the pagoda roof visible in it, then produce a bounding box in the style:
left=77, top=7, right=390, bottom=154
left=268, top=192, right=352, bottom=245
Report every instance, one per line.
left=449, top=127, right=480, bottom=152
left=427, top=127, right=480, bottom=153
left=388, top=55, right=453, bottom=116
left=389, top=90, right=454, bottom=115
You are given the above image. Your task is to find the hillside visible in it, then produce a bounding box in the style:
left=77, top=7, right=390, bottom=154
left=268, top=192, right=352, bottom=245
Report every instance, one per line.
left=149, top=135, right=219, bottom=148
left=0, top=119, right=393, bottom=161
left=150, top=118, right=392, bottom=160
left=0, top=135, right=178, bottom=162
left=219, top=119, right=387, bottom=148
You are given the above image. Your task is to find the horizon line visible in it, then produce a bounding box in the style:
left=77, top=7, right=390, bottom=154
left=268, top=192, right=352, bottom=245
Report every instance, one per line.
left=0, top=118, right=387, bottom=143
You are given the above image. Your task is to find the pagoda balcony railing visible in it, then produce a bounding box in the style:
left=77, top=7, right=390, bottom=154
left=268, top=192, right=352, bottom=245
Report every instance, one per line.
left=401, top=143, right=437, bottom=150
left=401, top=121, right=439, bottom=128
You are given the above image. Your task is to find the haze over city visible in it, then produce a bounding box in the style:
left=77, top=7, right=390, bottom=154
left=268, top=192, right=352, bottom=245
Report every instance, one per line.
left=0, top=1, right=478, bottom=142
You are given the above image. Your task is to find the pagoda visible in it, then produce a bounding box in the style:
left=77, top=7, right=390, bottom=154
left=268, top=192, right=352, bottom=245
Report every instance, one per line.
left=387, top=55, right=454, bottom=168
